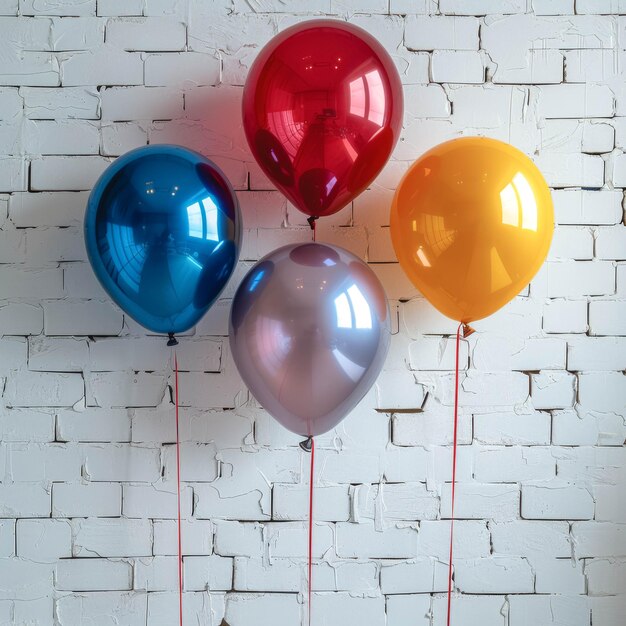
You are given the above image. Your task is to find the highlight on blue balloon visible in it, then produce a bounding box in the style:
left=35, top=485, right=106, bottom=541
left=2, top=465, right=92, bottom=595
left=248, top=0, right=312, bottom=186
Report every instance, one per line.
left=84, top=144, right=241, bottom=336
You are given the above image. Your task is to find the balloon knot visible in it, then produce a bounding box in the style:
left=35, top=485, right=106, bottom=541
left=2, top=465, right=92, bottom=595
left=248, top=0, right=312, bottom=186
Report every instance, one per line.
left=307, top=216, right=319, bottom=230
left=462, top=324, right=476, bottom=338
left=299, top=436, right=313, bottom=452
left=167, top=332, right=179, bottom=347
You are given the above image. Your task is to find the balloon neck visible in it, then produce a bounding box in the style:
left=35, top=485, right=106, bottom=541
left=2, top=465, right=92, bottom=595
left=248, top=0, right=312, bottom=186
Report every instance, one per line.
left=167, top=332, right=179, bottom=347
left=306, top=216, right=319, bottom=230
left=299, top=436, right=314, bottom=453
left=461, top=323, right=476, bottom=338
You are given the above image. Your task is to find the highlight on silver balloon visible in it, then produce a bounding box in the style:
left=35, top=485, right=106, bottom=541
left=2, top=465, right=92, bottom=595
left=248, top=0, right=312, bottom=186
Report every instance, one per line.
left=229, top=243, right=391, bottom=438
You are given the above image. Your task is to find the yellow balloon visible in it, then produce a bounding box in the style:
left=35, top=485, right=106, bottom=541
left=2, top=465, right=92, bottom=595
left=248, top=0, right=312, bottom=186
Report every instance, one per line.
left=390, top=137, right=554, bottom=324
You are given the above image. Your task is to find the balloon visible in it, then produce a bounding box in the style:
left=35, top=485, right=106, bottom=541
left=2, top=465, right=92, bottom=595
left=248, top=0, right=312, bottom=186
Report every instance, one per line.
left=230, top=243, right=390, bottom=438
left=85, top=145, right=241, bottom=336
left=243, top=20, right=403, bottom=219
left=390, top=137, right=554, bottom=323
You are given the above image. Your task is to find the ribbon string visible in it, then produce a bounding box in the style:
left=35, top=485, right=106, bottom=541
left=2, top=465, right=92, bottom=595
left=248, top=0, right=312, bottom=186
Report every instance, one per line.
left=307, top=438, right=315, bottom=626
left=446, top=322, right=464, bottom=626
left=174, top=352, right=184, bottom=625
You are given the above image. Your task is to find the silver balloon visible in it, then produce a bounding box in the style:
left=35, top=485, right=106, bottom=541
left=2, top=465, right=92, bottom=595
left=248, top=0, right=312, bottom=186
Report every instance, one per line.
left=230, top=243, right=390, bottom=437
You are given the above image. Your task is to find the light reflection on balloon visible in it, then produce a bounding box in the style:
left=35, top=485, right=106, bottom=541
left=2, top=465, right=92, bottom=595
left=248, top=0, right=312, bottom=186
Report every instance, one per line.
left=230, top=243, right=390, bottom=438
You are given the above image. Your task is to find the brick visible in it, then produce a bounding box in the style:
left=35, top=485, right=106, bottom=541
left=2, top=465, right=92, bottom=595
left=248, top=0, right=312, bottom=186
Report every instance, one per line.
left=272, top=483, right=350, bottom=521
left=455, top=557, right=534, bottom=593
left=543, top=299, right=588, bottom=333
left=553, top=190, right=622, bottom=226
left=88, top=371, right=167, bottom=408
left=474, top=411, right=551, bottom=445
left=60, top=47, right=143, bottom=86
left=595, top=485, right=626, bottom=522
left=535, top=153, right=604, bottom=188
left=22, top=86, right=99, bottom=119
left=375, top=370, right=426, bottom=411
left=28, top=337, right=88, bottom=372
left=335, top=521, right=417, bottom=559
left=522, top=482, right=594, bottom=520
left=0, top=156, right=26, bottom=191
left=547, top=261, right=615, bottom=297
left=565, top=49, right=622, bottom=82
left=100, top=121, right=147, bottom=156
left=418, top=520, right=490, bottom=559
left=106, top=17, right=185, bottom=51
left=355, top=483, right=439, bottom=522
left=9, top=191, right=89, bottom=227
left=392, top=401, right=472, bottom=447
left=145, top=52, right=221, bottom=87
left=0, top=408, right=54, bottom=442
left=16, top=519, right=71, bottom=562
left=405, top=16, right=479, bottom=50
left=56, top=592, right=146, bottom=626
left=490, top=520, right=571, bottom=557
left=0, top=87, right=21, bottom=120
left=101, top=86, right=183, bottom=121
left=552, top=409, right=626, bottom=446
left=0, top=483, right=50, bottom=517
left=185, top=555, right=233, bottom=591
left=536, top=558, right=586, bottom=593
left=440, top=0, right=527, bottom=13
left=402, top=84, right=451, bottom=118
left=5, top=371, right=83, bottom=407
left=56, top=558, right=132, bottom=591
left=0, top=52, right=59, bottom=87
left=387, top=595, right=431, bottom=626
left=0, top=558, right=54, bottom=600
left=214, top=521, right=263, bottom=557
left=537, top=84, right=615, bottom=118
left=0, top=302, right=41, bottom=334
left=223, top=593, right=300, bottom=626
left=0, top=520, right=15, bottom=557
left=441, top=483, right=520, bottom=521
left=596, top=226, right=626, bottom=259
left=123, top=483, right=192, bottom=519
left=586, top=558, right=626, bottom=595
left=549, top=226, right=594, bottom=260
left=589, top=300, right=626, bottom=335
left=472, top=335, right=566, bottom=371
left=431, top=51, right=484, bottom=83
left=475, top=447, right=556, bottom=482
left=134, top=556, right=177, bottom=591
left=381, top=559, right=448, bottom=594
left=31, top=155, right=111, bottom=191
left=83, top=444, right=161, bottom=481
left=52, top=482, right=121, bottom=517
left=153, top=519, right=213, bottom=556
left=568, top=337, right=626, bottom=370
left=578, top=372, right=626, bottom=412
left=571, top=522, right=626, bottom=558
left=72, top=518, right=153, bottom=557
left=583, top=122, right=615, bottom=153
left=531, top=371, right=576, bottom=409
left=509, top=595, right=590, bottom=626
left=9, top=442, right=82, bottom=481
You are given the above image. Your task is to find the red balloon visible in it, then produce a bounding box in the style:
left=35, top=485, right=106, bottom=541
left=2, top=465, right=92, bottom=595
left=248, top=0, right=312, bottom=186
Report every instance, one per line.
left=243, top=20, right=403, bottom=219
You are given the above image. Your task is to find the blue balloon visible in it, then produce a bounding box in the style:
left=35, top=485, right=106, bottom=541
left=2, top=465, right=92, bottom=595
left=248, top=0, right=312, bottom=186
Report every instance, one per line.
left=85, top=145, right=241, bottom=336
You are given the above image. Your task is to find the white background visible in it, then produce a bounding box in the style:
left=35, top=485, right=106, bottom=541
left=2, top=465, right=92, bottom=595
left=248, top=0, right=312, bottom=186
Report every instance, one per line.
left=0, top=0, right=625, bottom=625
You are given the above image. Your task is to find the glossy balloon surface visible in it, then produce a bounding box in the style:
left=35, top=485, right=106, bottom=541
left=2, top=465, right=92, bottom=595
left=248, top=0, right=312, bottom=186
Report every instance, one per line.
left=390, top=137, right=554, bottom=323
left=230, top=243, right=390, bottom=437
left=85, top=145, right=241, bottom=334
left=243, top=20, right=403, bottom=218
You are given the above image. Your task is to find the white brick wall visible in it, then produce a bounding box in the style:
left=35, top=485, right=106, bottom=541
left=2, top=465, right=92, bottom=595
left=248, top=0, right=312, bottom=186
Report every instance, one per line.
left=0, top=2, right=624, bottom=625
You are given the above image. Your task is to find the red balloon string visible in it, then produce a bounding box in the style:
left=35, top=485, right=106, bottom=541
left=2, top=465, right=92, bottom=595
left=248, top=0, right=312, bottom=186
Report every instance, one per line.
left=308, top=438, right=315, bottom=626
left=174, top=352, right=183, bottom=625
left=313, top=219, right=316, bottom=242
left=446, top=322, right=463, bottom=626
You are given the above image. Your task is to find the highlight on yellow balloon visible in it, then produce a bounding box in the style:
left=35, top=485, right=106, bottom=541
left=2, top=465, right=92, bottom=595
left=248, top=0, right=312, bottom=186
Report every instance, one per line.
left=390, top=137, right=554, bottom=324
